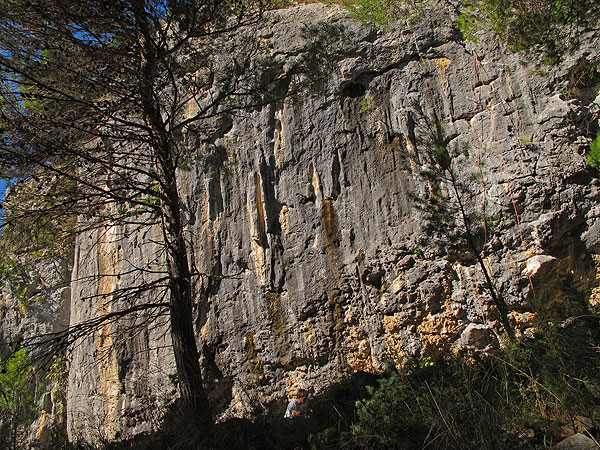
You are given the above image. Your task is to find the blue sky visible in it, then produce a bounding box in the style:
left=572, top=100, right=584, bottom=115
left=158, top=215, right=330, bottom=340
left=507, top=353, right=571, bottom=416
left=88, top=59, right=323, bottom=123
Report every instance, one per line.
left=0, top=179, right=9, bottom=211
left=0, top=180, right=6, bottom=225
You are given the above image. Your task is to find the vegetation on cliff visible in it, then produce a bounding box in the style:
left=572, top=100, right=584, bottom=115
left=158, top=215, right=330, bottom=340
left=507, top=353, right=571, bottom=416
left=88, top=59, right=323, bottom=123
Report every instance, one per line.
left=309, top=316, right=600, bottom=450
left=0, top=348, right=36, bottom=450
left=454, top=0, right=600, bottom=63
left=0, top=0, right=599, bottom=448
left=329, top=0, right=600, bottom=61
left=0, top=175, right=75, bottom=315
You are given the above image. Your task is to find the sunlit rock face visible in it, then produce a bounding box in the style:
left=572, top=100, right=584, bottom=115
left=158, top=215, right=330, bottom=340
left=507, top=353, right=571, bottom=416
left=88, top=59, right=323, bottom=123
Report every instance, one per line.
left=60, top=2, right=600, bottom=445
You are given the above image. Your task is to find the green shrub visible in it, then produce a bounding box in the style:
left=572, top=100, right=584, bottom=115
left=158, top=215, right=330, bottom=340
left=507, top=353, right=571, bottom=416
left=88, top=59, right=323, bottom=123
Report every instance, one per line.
left=455, top=0, right=600, bottom=62
left=587, top=133, right=600, bottom=168
left=340, top=0, right=428, bottom=29
left=310, top=317, right=600, bottom=450
left=0, top=348, right=36, bottom=450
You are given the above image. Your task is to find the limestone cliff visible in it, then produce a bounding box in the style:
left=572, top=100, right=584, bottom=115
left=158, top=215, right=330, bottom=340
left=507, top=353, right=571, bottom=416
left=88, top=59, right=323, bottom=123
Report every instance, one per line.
left=3, top=2, right=600, bottom=446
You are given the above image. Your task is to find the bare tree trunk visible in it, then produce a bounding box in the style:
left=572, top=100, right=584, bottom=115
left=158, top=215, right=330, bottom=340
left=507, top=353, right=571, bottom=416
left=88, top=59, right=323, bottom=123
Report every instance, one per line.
left=132, top=0, right=208, bottom=412
left=448, top=170, right=513, bottom=338
left=158, top=146, right=208, bottom=410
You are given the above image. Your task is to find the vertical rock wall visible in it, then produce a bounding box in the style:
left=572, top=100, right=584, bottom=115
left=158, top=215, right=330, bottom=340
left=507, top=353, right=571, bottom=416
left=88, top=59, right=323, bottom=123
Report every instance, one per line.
left=67, top=218, right=178, bottom=443
left=64, top=3, right=600, bottom=444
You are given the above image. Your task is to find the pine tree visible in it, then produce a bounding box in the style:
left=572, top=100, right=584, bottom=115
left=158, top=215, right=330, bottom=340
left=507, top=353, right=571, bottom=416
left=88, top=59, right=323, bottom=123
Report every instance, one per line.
left=0, top=0, right=275, bottom=414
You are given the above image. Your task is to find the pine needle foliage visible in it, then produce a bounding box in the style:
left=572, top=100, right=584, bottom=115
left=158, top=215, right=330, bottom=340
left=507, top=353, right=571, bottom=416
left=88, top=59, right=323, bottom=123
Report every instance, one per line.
left=455, top=0, right=600, bottom=63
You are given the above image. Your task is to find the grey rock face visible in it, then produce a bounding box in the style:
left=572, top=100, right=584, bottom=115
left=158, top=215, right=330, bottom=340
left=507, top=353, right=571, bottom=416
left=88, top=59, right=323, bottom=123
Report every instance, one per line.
left=0, top=177, right=74, bottom=449
left=553, top=433, right=600, bottom=450
left=60, top=3, right=600, bottom=444
left=459, top=323, right=498, bottom=350
left=0, top=248, right=72, bottom=448
left=0, top=256, right=71, bottom=358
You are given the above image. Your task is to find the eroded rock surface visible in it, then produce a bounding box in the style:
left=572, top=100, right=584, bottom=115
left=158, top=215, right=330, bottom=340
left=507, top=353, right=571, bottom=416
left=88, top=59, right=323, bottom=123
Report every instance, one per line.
left=11, top=3, right=596, bottom=445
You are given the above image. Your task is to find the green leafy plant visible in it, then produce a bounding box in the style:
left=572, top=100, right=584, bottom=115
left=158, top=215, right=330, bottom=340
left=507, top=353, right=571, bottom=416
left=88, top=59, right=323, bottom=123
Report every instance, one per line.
left=453, top=7, right=479, bottom=42
left=419, top=356, right=434, bottom=368
left=359, top=96, right=375, bottom=113
left=134, top=182, right=161, bottom=213
left=0, top=255, right=30, bottom=308
left=587, top=132, right=600, bottom=168
left=0, top=348, right=36, bottom=450
left=46, top=354, right=67, bottom=401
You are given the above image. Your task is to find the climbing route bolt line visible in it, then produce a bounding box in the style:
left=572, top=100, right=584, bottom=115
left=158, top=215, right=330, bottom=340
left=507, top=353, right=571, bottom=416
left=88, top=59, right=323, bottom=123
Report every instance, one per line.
left=471, top=52, right=537, bottom=302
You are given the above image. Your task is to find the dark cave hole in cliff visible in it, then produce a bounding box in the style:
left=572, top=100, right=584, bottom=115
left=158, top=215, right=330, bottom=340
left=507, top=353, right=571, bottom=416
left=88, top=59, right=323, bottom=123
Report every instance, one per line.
left=341, top=81, right=367, bottom=98
left=222, top=120, right=233, bottom=135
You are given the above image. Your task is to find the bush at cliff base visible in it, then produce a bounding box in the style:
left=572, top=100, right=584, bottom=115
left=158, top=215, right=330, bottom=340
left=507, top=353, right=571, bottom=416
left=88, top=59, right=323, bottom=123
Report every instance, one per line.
left=309, top=316, right=600, bottom=450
